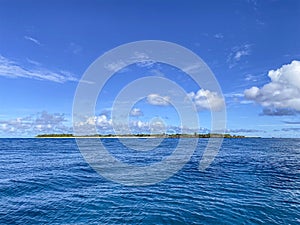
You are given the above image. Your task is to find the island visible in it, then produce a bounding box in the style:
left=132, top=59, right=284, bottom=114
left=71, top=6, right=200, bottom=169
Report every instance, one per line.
left=36, top=133, right=249, bottom=138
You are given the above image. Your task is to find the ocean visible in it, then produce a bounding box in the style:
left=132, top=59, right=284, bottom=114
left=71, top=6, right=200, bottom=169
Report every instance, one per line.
left=0, top=138, right=299, bottom=224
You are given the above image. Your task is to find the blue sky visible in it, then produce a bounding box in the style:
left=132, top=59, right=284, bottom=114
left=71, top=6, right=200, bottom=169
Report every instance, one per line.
left=0, top=0, right=300, bottom=137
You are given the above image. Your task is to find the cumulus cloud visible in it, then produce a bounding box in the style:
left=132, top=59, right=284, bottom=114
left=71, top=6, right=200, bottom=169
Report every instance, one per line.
left=76, top=114, right=112, bottom=129
left=130, top=108, right=143, bottom=117
left=76, top=115, right=152, bottom=134
left=75, top=113, right=210, bottom=135
left=0, top=55, right=78, bottom=83
left=244, top=60, right=300, bottom=115
left=129, top=120, right=150, bottom=133
left=91, top=115, right=112, bottom=128
left=187, top=89, right=225, bottom=111
left=147, top=94, right=170, bottom=106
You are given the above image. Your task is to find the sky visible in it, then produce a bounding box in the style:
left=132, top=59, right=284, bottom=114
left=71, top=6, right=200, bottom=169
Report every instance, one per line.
left=0, top=0, right=300, bottom=138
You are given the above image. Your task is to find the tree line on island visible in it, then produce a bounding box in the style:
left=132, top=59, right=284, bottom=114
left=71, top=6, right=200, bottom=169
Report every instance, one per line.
left=36, top=133, right=248, bottom=138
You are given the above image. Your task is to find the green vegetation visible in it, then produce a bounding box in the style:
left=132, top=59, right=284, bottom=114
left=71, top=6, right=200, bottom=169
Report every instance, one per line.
left=36, top=133, right=247, bottom=138
left=36, top=133, right=74, bottom=138
left=166, top=133, right=246, bottom=138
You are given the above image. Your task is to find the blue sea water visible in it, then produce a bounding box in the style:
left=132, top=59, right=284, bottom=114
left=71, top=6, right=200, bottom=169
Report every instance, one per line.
left=0, top=138, right=299, bottom=224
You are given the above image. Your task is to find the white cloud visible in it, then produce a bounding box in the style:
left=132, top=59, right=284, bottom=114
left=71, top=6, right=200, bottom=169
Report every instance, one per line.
left=147, top=94, right=170, bottom=106
left=244, top=60, right=300, bottom=115
left=130, top=108, right=143, bottom=117
left=0, top=55, right=78, bottom=83
left=24, top=36, right=41, bottom=46
left=188, top=89, right=225, bottom=111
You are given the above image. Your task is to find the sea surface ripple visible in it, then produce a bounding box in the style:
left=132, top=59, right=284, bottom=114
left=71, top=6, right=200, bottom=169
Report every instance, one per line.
left=0, top=138, right=299, bottom=224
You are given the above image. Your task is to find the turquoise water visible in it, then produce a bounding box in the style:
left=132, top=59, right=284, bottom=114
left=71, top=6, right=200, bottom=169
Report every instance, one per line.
left=0, top=138, right=299, bottom=224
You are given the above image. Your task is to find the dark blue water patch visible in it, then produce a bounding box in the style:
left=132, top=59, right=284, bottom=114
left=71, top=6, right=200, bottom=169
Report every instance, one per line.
left=0, top=138, right=299, bottom=224
left=101, top=138, right=180, bottom=166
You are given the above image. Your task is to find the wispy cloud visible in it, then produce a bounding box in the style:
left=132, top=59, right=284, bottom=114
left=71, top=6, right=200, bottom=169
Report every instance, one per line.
left=130, top=108, right=143, bottom=117
left=226, top=128, right=263, bottom=133
left=24, top=35, right=41, bottom=46
left=0, top=55, right=78, bottom=83
left=227, top=44, right=251, bottom=68
left=105, top=60, right=128, bottom=72
left=105, top=52, right=156, bottom=73
left=223, top=90, right=258, bottom=108
left=214, top=33, right=224, bottom=39
left=260, top=108, right=298, bottom=116
left=67, top=42, right=82, bottom=54
left=26, top=58, right=41, bottom=66
left=282, top=121, right=300, bottom=125
left=147, top=94, right=170, bottom=106
left=224, top=92, right=244, bottom=98
left=182, top=63, right=203, bottom=74
left=234, top=50, right=249, bottom=61
left=244, top=74, right=258, bottom=82
left=133, top=51, right=155, bottom=67
left=281, top=127, right=300, bottom=132
left=150, top=69, right=165, bottom=77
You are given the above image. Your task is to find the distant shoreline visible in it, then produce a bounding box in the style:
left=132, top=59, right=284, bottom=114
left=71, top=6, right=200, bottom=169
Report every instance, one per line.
left=35, top=133, right=254, bottom=139
left=36, top=136, right=158, bottom=139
